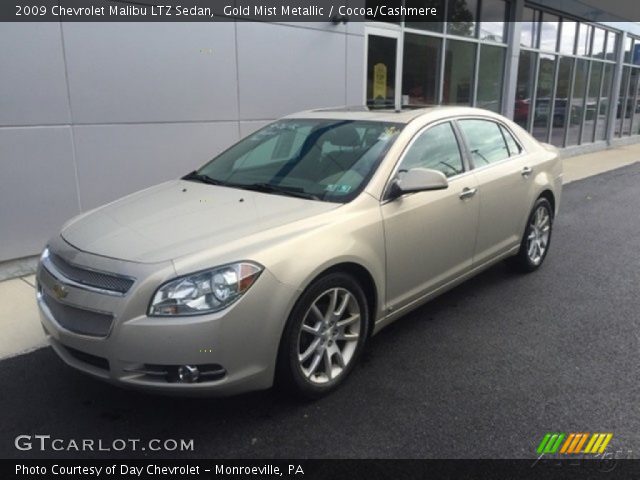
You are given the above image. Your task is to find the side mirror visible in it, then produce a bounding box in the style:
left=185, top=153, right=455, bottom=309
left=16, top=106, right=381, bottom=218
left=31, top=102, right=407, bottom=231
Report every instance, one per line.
left=388, top=168, right=449, bottom=200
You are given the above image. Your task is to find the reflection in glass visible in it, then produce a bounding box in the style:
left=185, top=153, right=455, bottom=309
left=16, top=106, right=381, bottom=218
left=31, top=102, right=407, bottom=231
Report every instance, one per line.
left=405, top=0, right=444, bottom=32
left=443, top=40, right=476, bottom=105
left=559, top=21, right=576, bottom=55
left=447, top=0, right=477, bottom=37
left=520, top=7, right=539, bottom=48
left=615, top=67, right=630, bottom=136
left=479, top=0, right=507, bottom=43
left=582, top=61, right=603, bottom=143
left=514, top=50, right=536, bottom=128
left=533, top=54, right=556, bottom=141
left=402, top=34, right=441, bottom=106
left=622, top=68, right=639, bottom=135
left=592, top=29, right=606, bottom=58
left=366, top=35, right=397, bottom=108
left=577, top=24, right=592, bottom=56
left=567, top=59, right=588, bottom=145
left=595, top=64, right=613, bottom=140
left=605, top=32, right=617, bottom=61
left=477, top=45, right=505, bottom=112
left=550, top=57, right=572, bottom=147
left=623, top=37, right=633, bottom=64
left=540, top=13, right=559, bottom=51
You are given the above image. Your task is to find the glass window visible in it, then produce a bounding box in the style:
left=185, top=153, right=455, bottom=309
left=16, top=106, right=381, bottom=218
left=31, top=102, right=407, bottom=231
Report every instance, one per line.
left=596, top=63, right=613, bottom=140
left=405, top=0, right=444, bottom=32
left=477, top=45, right=505, bottom=112
left=622, top=68, right=639, bottom=135
left=549, top=57, right=572, bottom=147
left=447, top=0, right=477, bottom=37
left=520, top=7, right=539, bottom=48
left=577, top=24, right=592, bottom=56
left=533, top=54, right=556, bottom=141
left=634, top=40, right=640, bottom=66
left=567, top=59, right=589, bottom=145
left=514, top=50, right=536, bottom=128
left=592, top=28, right=606, bottom=58
left=540, top=13, right=559, bottom=51
left=605, top=32, right=617, bottom=61
left=615, top=67, right=630, bottom=136
left=623, top=37, right=633, bottom=64
left=458, top=119, right=510, bottom=166
left=500, top=125, right=522, bottom=156
left=443, top=40, right=476, bottom=105
left=367, top=35, right=397, bottom=108
left=402, top=34, right=441, bottom=106
left=582, top=61, right=603, bottom=144
left=559, top=20, right=577, bottom=55
left=400, top=122, right=464, bottom=177
left=198, top=119, right=404, bottom=203
left=479, top=0, right=507, bottom=43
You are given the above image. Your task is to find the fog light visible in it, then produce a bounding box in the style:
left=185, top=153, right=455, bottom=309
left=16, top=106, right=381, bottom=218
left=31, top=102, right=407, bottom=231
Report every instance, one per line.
left=177, top=365, right=199, bottom=383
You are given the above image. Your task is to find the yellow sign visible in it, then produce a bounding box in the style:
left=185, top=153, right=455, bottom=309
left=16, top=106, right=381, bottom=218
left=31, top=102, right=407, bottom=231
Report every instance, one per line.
left=373, top=63, right=387, bottom=100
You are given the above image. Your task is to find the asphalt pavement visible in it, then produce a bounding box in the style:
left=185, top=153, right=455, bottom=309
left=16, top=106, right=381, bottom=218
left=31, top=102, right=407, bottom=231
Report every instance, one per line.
left=2, top=163, right=639, bottom=459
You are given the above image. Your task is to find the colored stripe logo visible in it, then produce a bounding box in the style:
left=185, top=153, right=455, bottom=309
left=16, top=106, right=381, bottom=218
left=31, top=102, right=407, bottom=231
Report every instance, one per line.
left=537, top=433, right=612, bottom=455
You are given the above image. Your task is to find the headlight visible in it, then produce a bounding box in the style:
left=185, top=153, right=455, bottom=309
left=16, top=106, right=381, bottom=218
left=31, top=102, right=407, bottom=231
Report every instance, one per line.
left=148, top=262, right=263, bottom=316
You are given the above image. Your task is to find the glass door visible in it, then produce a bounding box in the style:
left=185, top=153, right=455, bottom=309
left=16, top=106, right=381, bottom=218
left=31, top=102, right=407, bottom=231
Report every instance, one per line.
left=365, top=27, right=402, bottom=109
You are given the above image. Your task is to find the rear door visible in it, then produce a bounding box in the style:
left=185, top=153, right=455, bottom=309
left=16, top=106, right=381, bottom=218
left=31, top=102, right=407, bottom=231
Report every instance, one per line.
left=456, top=118, right=535, bottom=266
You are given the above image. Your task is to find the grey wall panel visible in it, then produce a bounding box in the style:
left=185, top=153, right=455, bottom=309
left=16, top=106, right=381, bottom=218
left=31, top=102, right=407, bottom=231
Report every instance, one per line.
left=73, top=122, right=239, bottom=210
left=62, top=23, right=239, bottom=124
left=0, top=127, right=79, bottom=261
left=237, top=23, right=347, bottom=119
left=0, top=23, right=70, bottom=127
left=346, top=34, right=365, bottom=105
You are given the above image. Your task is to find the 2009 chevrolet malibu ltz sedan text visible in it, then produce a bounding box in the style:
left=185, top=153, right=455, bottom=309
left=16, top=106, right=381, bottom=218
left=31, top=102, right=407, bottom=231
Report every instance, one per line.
left=36, top=106, right=562, bottom=398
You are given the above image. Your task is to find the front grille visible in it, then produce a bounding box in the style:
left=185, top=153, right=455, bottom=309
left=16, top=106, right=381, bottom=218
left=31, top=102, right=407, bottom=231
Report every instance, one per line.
left=42, top=291, right=114, bottom=337
left=64, top=346, right=110, bottom=371
left=49, top=252, right=134, bottom=294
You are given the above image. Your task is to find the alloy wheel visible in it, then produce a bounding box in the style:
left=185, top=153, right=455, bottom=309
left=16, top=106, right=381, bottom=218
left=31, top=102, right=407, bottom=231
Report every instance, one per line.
left=526, top=205, right=551, bottom=265
left=297, top=287, right=361, bottom=384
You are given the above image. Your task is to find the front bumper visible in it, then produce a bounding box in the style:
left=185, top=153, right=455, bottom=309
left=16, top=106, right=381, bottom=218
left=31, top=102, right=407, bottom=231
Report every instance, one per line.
left=36, top=238, right=299, bottom=396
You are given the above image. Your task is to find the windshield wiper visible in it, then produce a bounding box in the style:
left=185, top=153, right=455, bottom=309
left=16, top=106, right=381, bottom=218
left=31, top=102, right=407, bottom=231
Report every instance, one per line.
left=182, top=171, right=225, bottom=186
left=239, top=183, right=321, bottom=201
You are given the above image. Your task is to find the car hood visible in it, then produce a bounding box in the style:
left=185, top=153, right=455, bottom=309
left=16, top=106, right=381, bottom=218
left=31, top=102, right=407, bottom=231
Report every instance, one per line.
left=61, top=180, right=339, bottom=263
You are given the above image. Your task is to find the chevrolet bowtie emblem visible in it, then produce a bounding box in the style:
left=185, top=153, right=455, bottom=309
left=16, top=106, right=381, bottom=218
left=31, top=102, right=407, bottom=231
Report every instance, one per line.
left=52, top=283, right=68, bottom=300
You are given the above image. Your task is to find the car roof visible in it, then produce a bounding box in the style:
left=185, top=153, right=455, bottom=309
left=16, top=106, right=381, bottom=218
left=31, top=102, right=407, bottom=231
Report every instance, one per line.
left=284, top=105, right=505, bottom=124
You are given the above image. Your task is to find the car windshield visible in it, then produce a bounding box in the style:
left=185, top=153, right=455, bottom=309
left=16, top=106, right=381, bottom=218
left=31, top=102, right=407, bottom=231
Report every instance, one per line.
left=190, top=119, right=404, bottom=202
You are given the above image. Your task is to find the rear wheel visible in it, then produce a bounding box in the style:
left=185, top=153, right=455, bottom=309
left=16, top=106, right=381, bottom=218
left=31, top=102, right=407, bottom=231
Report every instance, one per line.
left=509, top=197, right=553, bottom=273
left=276, top=272, right=369, bottom=399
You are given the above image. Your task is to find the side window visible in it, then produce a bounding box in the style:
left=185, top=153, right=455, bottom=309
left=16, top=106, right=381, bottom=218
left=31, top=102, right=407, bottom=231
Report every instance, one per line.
left=500, top=125, right=523, bottom=156
left=458, top=119, right=510, bottom=166
left=398, top=122, right=464, bottom=178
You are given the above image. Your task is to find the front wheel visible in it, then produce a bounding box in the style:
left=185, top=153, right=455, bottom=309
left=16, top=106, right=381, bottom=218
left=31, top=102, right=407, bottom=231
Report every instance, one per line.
left=276, top=272, right=369, bottom=399
left=509, top=197, right=554, bottom=273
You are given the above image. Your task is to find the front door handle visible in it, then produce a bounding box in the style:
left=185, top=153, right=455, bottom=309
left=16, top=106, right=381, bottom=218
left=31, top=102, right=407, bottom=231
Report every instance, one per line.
left=459, top=187, right=477, bottom=200
left=521, top=166, right=533, bottom=177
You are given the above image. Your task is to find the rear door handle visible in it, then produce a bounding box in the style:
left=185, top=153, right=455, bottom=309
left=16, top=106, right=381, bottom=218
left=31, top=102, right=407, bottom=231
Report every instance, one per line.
left=459, top=187, right=477, bottom=200
left=521, top=166, right=533, bottom=177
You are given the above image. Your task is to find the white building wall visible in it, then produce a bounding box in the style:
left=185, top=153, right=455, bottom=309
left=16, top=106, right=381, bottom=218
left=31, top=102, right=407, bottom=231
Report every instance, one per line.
left=0, top=22, right=365, bottom=261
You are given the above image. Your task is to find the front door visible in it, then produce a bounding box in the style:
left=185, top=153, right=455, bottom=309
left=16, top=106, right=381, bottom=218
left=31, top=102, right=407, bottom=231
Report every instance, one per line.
left=382, top=122, right=480, bottom=312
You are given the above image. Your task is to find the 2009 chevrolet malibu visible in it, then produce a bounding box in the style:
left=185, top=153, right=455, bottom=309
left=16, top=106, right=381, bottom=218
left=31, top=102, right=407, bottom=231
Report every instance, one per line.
left=37, top=106, right=562, bottom=398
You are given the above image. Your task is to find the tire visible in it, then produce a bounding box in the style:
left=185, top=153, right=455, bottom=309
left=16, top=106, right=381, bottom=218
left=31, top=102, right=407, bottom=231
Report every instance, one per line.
left=509, top=197, right=554, bottom=273
left=276, top=272, right=370, bottom=399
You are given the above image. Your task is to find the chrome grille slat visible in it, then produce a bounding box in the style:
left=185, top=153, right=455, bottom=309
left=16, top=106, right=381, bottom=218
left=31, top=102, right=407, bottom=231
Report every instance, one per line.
left=41, top=291, right=114, bottom=337
left=49, top=252, right=134, bottom=294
